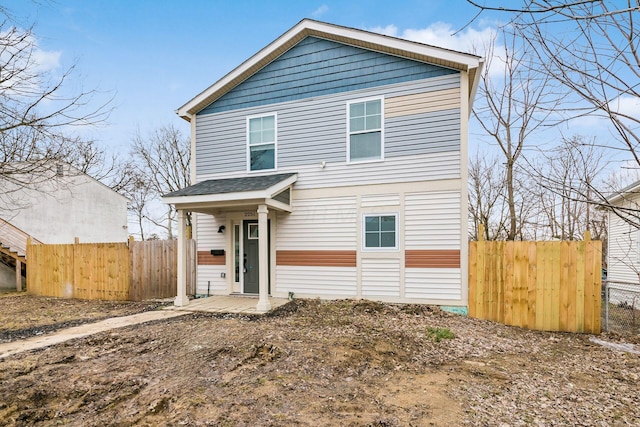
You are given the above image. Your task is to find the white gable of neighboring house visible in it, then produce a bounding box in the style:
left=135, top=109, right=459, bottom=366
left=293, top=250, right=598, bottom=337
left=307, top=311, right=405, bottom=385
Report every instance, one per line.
left=607, top=181, right=640, bottom=284
left=0, top=164, right=129, bottom=244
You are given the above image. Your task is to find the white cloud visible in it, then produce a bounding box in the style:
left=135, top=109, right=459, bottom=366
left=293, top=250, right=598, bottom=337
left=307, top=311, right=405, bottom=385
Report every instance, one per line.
left=32, top=46, right=62, bottom=73
left=367, top=22, right=505, bottom=78
left=368, top=24, right=398, bottom=37
left=369, top=22, right=496, bottom=56
left=609, top=95, right=640, bottom=120
left=311, top=4, right=329, bottom=18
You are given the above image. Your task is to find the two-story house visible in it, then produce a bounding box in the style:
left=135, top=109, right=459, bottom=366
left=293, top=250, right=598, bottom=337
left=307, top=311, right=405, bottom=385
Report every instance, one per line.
left=163, top=19, right=483, bottom=312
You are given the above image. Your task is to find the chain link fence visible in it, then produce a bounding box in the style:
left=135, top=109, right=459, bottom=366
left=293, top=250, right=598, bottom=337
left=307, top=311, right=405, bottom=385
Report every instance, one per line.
left=602, top=281, right=640, bottom=334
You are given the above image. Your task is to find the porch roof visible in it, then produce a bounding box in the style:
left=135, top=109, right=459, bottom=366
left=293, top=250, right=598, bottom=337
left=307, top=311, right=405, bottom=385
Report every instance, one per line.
left=162, top=173, right=297, bottom=213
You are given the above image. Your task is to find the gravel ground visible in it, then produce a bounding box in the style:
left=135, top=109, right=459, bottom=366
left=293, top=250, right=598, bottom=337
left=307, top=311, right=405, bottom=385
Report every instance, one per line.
left=0, top=296, right=638, bottom=426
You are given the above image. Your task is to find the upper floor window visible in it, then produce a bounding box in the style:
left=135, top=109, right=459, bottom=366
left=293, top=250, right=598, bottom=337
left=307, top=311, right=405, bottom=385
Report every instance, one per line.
left=247, top=113, right=276, bottom=171
left=348, top=98, right=383, bottom=163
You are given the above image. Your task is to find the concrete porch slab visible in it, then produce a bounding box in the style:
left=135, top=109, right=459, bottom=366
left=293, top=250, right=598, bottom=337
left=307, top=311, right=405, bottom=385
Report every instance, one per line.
left=167, top=295, right=290, bottom=315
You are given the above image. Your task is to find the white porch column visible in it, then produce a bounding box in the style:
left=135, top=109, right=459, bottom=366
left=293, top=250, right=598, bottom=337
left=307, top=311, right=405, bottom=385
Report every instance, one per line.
left=256, top=204, right=271, bottom=312
left=175, top=209, right=190, bottom=307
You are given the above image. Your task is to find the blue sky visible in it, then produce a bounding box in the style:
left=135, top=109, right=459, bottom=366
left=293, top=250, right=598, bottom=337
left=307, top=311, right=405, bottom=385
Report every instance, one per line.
left=4, top=0, right=501, bottom=152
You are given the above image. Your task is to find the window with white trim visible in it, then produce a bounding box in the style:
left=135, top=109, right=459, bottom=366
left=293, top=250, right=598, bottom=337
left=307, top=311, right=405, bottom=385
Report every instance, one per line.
left=348, top=98, right=383, bottom=162
left=247, top=114, right=276, bottom=171
left=363, top=214, right=397, bottom=249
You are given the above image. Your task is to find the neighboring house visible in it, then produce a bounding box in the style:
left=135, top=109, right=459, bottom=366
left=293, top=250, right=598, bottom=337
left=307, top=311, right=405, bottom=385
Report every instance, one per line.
left=0, top=163, right=129, bottom=244
left=607, top=180, right=640, bottom=284
left=0, top=163, right=129, bottom=290
left=163, top=19, right=483, bottom=312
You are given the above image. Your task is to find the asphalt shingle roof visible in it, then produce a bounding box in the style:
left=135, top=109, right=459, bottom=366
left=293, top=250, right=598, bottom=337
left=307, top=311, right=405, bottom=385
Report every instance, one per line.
left=164, top=173, right=296, bottom=198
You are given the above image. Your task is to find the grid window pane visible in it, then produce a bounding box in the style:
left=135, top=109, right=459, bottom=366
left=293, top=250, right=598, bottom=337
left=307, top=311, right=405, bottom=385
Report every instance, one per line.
left=262, top=115, right=275, bottom=131
left=350, top=116, right=365, bottom=132
left=249, top=118, right=262, bottom=133
left=380, top=216, right=395, bottom=231
left=365, top=216, right=379, bottom=232
left=365, top=114, right=381, bottom=130
left=380, top=231, right=395, bottom=247
left=365, top=100, right=381, bottom=115
left=350, top=102, right=365, bottom=117
left=263, top=128, right=275, bottom=143
left=365, top=232, right=380, bottom=248
left=249, top=130, right=262, bottom=145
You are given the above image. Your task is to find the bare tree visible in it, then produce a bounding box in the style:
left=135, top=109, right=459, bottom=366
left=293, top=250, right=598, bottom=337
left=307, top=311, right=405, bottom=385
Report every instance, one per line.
left=466, top=0, right=640, bottom=223
left=531, top=136, right=608, bottom=239
left=131, top=125, right=190, bottom=239
left=469, top=152, right=509, bottom=240
left=112, top=164, right=155, bottom=241
left=0, top=15, right=112, bottom=205
left=473, top=28, right=560, bottom=239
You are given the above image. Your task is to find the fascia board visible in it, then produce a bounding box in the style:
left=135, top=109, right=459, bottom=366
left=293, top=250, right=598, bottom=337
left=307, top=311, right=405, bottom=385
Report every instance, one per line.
left=608, top=180, right=640, bottom=205
left=307, top=20, right=481, bottom=69
left=162, top=189, right=270, bottom=206
left=468, top=58, right=484, bottom=112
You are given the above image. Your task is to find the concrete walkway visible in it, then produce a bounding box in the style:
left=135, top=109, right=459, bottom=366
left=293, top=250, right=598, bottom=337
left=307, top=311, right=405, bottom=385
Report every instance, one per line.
left=0, top=310, right=187, bottom=360
left=171, top=295, right=290, bottom=314
left=0, top=295, right=291, bottom=360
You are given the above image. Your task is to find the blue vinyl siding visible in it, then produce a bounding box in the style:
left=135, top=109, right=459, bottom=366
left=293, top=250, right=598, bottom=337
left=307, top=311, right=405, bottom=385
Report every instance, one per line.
left=195, top=75, right=460, bottom=175
left=198, top=36, right=457, bottom=115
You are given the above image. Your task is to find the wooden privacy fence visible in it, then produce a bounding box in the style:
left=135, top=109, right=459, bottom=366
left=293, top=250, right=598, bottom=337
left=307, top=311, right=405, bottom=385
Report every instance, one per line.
left=27, top=238, right=195, bottom=301
left=469, top=230, right=601, bottom=334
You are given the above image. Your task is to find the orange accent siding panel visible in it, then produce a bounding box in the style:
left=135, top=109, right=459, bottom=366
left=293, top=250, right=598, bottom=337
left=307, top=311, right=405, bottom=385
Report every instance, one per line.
left=277, top=250, right=357, bottom=267
left=405, top=250, right=460, bottom=268
left=197, top=251, right=226, bottom=266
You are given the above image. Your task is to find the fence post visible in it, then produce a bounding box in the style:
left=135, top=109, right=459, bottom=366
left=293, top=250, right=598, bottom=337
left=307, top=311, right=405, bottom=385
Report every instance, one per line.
left=605, top=281, right=609, bottom=332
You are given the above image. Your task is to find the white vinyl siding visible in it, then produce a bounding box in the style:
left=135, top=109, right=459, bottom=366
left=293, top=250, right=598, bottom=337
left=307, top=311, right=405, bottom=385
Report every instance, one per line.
left=277, top=196, right=357, bottom=250
left=361, top=259, right=400, bottom=297
left=608, top=209, right=640, bottom=283
left=361, top=193, right=400, bottom=208
left=405, top=268, right=461, bottom=300
left=275, top=266, right=357, bottom=297
left=195, top=213, right=228, bottom=295
left=405, top=191, right=461, bottom=250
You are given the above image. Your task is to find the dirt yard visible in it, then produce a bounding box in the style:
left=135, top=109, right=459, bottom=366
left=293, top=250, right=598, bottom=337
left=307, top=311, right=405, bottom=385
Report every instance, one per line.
left=0, top=294, right=638, bottom=426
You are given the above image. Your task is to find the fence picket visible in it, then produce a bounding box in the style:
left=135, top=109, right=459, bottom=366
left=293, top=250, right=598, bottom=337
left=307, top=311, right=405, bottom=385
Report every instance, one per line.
left=27, top=239, right=195, bottom=301
left=469, top=238, right=602, bottom=334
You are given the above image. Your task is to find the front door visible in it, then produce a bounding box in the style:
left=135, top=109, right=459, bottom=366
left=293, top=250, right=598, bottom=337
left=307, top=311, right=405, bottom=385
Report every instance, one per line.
left=242, top=220, right=270, bottom=294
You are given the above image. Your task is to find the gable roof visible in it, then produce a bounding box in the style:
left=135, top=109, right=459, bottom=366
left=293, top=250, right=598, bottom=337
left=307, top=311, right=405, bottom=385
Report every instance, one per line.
left=607, top=179, right=640, bottom=205
left=177, top=19, right=483, bottom=120
left=162, top=173, right=297, bottom=213
left=164, top=173, right=296, bottom=198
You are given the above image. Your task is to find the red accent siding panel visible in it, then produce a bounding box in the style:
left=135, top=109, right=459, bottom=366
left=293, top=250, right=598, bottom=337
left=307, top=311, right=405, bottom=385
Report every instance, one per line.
left=276, top=250, right=357, bottom=267
left=197, top=251, right=226, bottom=266
left=405, top=250, right=460, bottom=268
